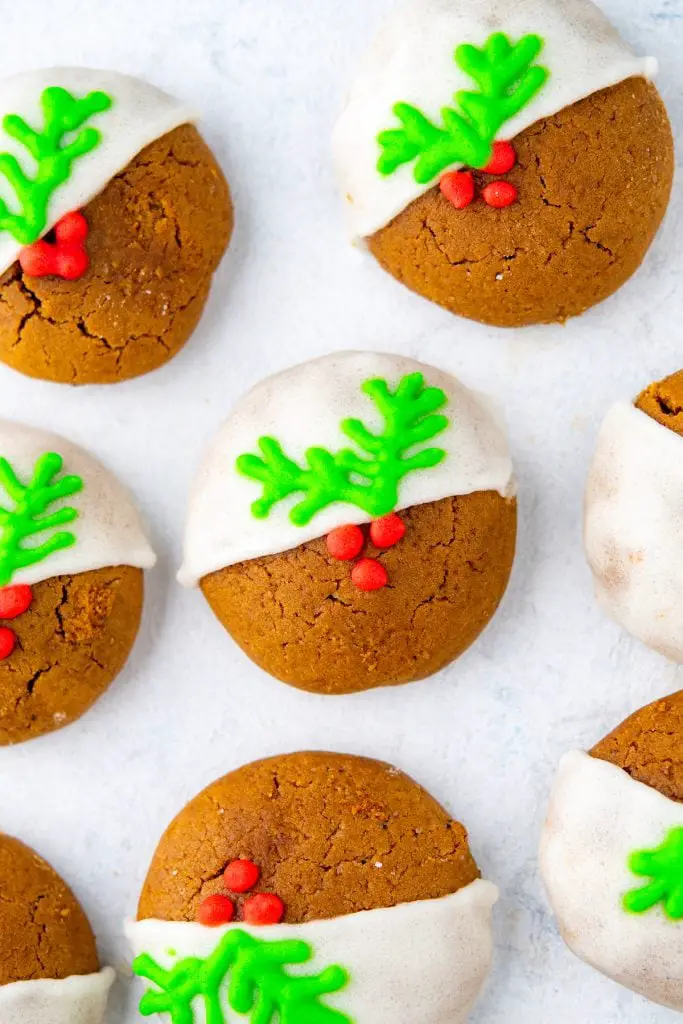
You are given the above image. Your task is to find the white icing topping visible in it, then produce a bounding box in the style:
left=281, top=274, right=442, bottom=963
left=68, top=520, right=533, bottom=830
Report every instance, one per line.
left=540, top=751, right=683, bottom=1011
left=127, top=879, right=498, bottom=1024
left=0, top=967, right=115, bottom=1024
left=178, top=351, right=515, bottom=586
left=584, top=402, right=683, bottom=662
left=332, top=0, right=657, bottom=240
left=0, top=68, right=196, bottom=275
left=0, top=419, right=156, bottom=585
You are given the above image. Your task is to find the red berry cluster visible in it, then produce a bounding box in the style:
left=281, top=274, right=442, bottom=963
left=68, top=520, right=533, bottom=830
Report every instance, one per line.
left=326, top=513, right=406, bottom=592
left=197, top=859, right=285, bottom=928
left=439, top=141, right=518, bottom=211
left=0, top=585, right=33, bottom=660
left=19, top=211, right=90, bottom=281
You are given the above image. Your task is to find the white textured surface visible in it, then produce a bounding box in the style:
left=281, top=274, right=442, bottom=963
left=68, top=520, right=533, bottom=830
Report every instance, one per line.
left=333, top=0, right=656, bottom=239
left=127, top=881, right=498, bottom=1024
left=0, top=968, right=115, bottom=1024
left=0, top=1, right=680, bottom=1023
left=179, top=351, right=515, bottom=584
left=540, top=752, right=683, bottom=1011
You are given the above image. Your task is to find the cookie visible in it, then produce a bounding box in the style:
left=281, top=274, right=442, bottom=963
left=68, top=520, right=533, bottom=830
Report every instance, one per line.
left=0, top=420, right=156, bottom=743
left=179, top=351, right=517, bottom=694
left=333, top=0, right=673, bottom=327
left=540, top=692, right=683, bottom=1011
left=128, top=751, right=498, bottom=1023
left=584, top=369, right=683, bottom=663
left=0, top=833, right=114, bottom=1022
left=0, top=69, right=232, bottom=384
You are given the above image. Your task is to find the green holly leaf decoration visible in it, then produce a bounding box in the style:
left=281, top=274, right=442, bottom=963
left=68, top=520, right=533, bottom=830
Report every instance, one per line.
left=236, top=372, right=449, bottom=526
left=0, top=86, right=113, bottom=245
left=623, top=827, right=683, bottom=920
left=377, top=32, right=549, bottom=184
left=0, top=452, right=83, bottom=586
left=133, top=929, right=352, bottom=1024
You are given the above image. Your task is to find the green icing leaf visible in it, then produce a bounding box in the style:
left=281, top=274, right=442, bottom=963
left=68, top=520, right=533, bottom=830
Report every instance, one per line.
left=623, top=827, right=683, bottom=920
left=0, top=452, right=83, bottom=586
left=377, top=32, right=549, bottom=183
left=236, top=372, right=449, bottom=526
left=133, top=928, right=352, bottom=1024
left=0, top=86, right=113, bottom=245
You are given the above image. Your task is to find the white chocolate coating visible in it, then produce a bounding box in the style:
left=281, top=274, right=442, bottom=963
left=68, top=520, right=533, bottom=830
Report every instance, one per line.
left=0, top=419, right=156, bottom=585
left=584, top=402, right=683, bottom=662
left=0, top=967, right=115, bottom=1024
left=333, top=0, right=656, bottom=240
left=178, top=351, right=515, bottom=586
left=0, top=68, right=196, bottom=274
left=127, top=879, right=498, bottom=1024
left=540, top=751, right=683, bottom=1011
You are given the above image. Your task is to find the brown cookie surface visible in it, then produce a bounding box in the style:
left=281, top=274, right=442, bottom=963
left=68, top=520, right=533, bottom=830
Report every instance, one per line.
left=591, top=690, right=683, bottom=802
left=0, top=565, right=143, bottom=745
left=0, top=124, right=232, bottom=384
left=635, top=368, right=683, bottom=437
left=369, top=78, right=673, bottom=328
left=138, top=751, right=479, bottom=924
left=0, top=834, right=99, bottom=984
left=201, top=492, right=516, bottom=695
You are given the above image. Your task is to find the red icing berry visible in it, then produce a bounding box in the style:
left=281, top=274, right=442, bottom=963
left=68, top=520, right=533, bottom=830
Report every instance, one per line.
left=0, top=627, right=16, bottom=661
left=55, top=211, right=89, bottom=245
left=351, top=558, right=388, bottom=592
left=370, top=513, right=406, bottom=549
left=483, top=141, right=516, bottom=175
left=0, top=585, right=33, bottom=619
left=55, top=246, right=90, bottom=281
left=439, top=170, right=475, bottom=210
left=197, top=894, right=235, bottom=926
left=482, top=181, right=518, bottom=209
left=243, top=893, right=285, bottom=926
left=224, top=859, right=260, bottom=894
left=19, top=211, right=90, bottom=281
left=326, top=524, right=364, bottom=561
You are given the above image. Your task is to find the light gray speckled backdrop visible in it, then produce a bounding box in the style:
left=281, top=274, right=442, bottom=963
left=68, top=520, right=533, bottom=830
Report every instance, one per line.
left=0, top=0, right=682, bottom=1020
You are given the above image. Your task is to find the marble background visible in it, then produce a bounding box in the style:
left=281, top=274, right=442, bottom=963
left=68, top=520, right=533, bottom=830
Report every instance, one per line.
left=0, top=0, right=682, bottom=1020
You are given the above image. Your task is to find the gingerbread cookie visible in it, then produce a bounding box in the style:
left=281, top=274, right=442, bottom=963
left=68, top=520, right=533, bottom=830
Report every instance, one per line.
left=0, top=833, right=113, bottom=1022
left=178, top=351, right=517, bottom=694
left=333, top=0, right=673, bottom=327
left=540, top=691, right=683, bottom=1011
left=584, top=368, right=683, bottom=663
left=0, top=419, right=156, bottom=743
left=128, top=751, right=498, bottom=1023
left=0, top=69, right=232, bottom=384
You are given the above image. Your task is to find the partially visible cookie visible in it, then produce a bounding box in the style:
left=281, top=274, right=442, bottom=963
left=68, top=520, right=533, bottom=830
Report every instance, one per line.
left=129, top=751, right=499, bottom=1023
left=0, top=834, right=113, bottom=1021
left=540, top=693, right=683, bottom=1011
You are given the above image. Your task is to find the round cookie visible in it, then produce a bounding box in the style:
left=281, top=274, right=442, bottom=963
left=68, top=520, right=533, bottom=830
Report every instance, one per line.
left=540, top=692, right=683, bottom=1011
left=585, top=368, right=683, bottom=663
left=333, top=0, right=673, bottom=327
left=0, top=833, right=114, bottom=1022
left=0, top=69, right=232, bottom=384
left=178, top=351, right=517, bottom=694
left=0, top=419, right=156, bottom=744
left=128, top=751, right=499, bottom=1024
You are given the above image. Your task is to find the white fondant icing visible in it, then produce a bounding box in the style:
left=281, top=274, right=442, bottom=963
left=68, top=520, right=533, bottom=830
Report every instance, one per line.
left=127, top=879, right=498, bottom=1024
left=584, top=402, right=683, bottom=662
left=0, top=68, right=196, bottom=274
left=0, top=419, right=156, bottom=585
left=540, top=750, right=683, bottom=1011
left=178, top=351, right=515, bottom=586
left=0, top=967, right=115, bottom=1024
left=332, top=0, right=657, bottom=240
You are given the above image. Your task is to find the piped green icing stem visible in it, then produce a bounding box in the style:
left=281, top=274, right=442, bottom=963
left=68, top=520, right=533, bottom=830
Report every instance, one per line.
left=623, top=827, right=683, bottom=920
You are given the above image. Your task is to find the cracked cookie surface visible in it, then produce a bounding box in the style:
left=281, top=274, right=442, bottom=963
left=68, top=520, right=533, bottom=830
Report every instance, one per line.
left=368, top=78, right=673, bottom=327
left=591, top=690, right=683, bottom=803
left=0, top=124, right=232, bottom=384
left=0, top=834, right=99, bottom=984
left=138, top=751, right=479, bottom=923
left=200, top=492, right=517, bottom=694
left=0, top=565, right=143, bottom=744
left=636, top=368, right=683, bottom=437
